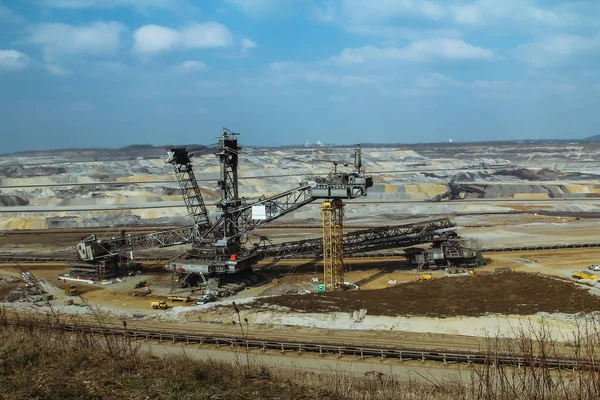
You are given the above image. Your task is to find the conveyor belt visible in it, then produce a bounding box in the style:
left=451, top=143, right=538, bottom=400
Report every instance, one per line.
left=2, top=318, right=593, bottom=371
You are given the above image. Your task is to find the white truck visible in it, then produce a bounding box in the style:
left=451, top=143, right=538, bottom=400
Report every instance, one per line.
left=196, top=272, right=217, bottom=305
left=196, top=293, right=216, bottom=305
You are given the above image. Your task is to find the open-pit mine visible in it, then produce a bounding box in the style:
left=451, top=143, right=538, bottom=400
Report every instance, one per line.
left=2, top=133, right=600, bottom=375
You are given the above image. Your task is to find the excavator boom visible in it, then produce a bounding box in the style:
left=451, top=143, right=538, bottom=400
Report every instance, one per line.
left=76, top=131, right=374, bottom=271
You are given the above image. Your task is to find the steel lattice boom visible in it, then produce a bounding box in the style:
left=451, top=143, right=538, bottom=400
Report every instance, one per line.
left=76, top=226, right=196, bottom=261
left=261, top=218, right=459, bottom=259
left=166, top=148, right=212, bottom=236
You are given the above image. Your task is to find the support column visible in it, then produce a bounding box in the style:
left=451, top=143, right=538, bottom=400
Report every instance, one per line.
left=322, top=199, right=345, bottom=290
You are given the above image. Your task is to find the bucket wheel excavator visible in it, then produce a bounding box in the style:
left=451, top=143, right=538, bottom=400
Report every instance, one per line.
left=74, top=129, right=463, bottom=289
left=75, top=128, right=376, bottom=287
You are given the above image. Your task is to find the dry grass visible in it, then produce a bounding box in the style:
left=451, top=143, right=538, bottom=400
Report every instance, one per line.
left=0, top=309, right=448, bottom=400
left=2, top=308, right=600, bottom=399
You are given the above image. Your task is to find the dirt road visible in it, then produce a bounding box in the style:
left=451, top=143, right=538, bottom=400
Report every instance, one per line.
left=142, top=341, right=474, bottom=383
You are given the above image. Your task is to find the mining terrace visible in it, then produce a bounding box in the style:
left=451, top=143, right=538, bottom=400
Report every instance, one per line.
left=1, top=140, right=600, bottom=352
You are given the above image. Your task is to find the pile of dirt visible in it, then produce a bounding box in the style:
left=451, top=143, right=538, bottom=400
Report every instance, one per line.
left=249, top=272, right=600, bottom=317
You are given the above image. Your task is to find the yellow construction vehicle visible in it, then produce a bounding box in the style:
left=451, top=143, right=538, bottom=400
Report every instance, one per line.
left=167, top=296, right=191, bottom=303
left=150, top=301, right=168, bottom=310
left=573, top=271, right=597, bottom=280
left=64, top=284, right=78, bottom=296
left=417, top=273, right=434, bottom=281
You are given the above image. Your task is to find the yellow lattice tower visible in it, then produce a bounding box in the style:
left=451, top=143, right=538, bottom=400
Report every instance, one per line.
left=321, top=199, right=345, bottom=290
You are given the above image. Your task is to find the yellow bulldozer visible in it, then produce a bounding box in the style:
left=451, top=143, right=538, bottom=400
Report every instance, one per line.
left=150, top=301, right=168, bottom=310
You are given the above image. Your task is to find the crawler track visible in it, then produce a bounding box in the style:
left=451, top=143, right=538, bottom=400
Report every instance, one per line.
left=2, top=317, right=592, bottom=371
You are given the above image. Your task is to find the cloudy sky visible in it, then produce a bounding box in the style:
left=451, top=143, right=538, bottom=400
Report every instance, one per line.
left=0, top=0, right=599, bottom=152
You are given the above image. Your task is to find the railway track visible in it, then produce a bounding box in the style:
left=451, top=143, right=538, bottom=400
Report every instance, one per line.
left=2, top=242, right=600, bottom=263
left=1, top=317, right=592, bottom=371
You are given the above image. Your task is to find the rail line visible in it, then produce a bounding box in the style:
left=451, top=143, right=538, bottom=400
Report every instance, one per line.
left=1, top=318, right=592, bottom=371
left=2, top=242, right=600, bottom=264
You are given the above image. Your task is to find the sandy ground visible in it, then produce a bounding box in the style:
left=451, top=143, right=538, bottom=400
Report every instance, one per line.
left=2, top=212, right=600, bottom=347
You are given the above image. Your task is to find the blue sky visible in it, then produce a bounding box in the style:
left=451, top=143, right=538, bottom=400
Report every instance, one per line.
left=0, top=0, right=599, bottom=152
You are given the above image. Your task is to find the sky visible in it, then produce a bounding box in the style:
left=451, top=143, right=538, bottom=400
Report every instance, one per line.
left=0, top=0, right=599, bottom=152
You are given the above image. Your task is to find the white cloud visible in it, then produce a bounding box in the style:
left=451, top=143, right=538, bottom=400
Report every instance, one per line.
left=304, top=71, right=375, bottom=86
left=451, top=4, right=481, bottom=24
left=340, top=0, right=588, bottom=27
left=241, top=38, right=257, bottom=49
left=28, top=21, right=124, bottom=61
left=133, top=22, right=233, bottom=54
left=39, top=0, right=175, bottom=9
left=314, top=1, right=454, bottom=40
left=0, top=49, right=30, bottom=70
left=45, top=63, right=70, bottom=76
left=329, top=39, right=496, bottom=66
left=345, top=26, right=462, bottom=40
left=174, top=60, right=208, bottom=72
left=340, top=0, right=446, bottom=22
left=133, top=25, right=178, bottom=54
left=319, top=0, right=598, bottom=41
left=463, top=0, right=586, bottom=28
left=514, top=34, right=600, bottom=68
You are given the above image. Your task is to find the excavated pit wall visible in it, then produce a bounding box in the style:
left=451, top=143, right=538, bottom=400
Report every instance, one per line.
left=1, top=144, right=599, bottom=229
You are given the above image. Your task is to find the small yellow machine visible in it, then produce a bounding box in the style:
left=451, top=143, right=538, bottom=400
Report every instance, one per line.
left=150, top=301, right=168, bottom=309
left=167, top=296, right=192, bottom=303
left=573, top=271, right=597, bottom=280
left=417, top=273, right=433, bottom=281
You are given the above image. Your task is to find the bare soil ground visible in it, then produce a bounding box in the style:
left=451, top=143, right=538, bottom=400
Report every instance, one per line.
left=247, top=272, right=600, bottom=317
